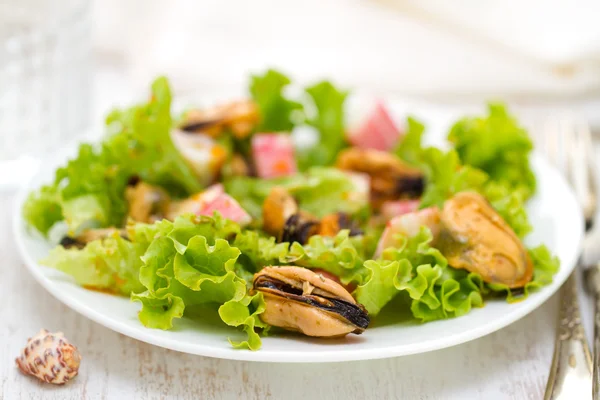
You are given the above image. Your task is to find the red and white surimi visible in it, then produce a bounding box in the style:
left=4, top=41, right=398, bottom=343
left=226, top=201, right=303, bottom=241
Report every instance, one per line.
left=252, top=133, right=297, bottom=178
left=200, top=192, right=252, bottom=226
left=380, top=199, right=420, bottom=220
left=347, top=102, right=402, bottom=151
left=167, top=184, right=251, bottom=226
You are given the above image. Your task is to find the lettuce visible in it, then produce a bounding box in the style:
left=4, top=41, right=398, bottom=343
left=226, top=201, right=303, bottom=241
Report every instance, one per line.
left=224, top=167, right=368, bottom=220
left=483, top=181, right=532, bottom=238
left=249, top=69, right=303, bottom=132
left=394, top=117, right=532, bottom=238
left=354, top=227, right=484, bottom=319
left=298, top=81, right=348, bottom=169
left=233, top=230, right=290, bottom=272
left=282, top=230, right=368, bottom=285
left=41, top=230, right=146, bottom=296
left=394, top=116, right=426, bottom=166
left=23, top=77, right=201, bottom=236
left=41, top=214, right=267, bottom=349
left=23, top=186, right=63, bottom=236
left=417, top=148, right=488, bottom=209
left=130, top=215, right=267, bottom=350
left=448, top=103, right=536, bottom=198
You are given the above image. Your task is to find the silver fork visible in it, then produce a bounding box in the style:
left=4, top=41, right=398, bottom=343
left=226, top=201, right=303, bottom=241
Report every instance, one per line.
left=533, top=115, right=597, bottom=400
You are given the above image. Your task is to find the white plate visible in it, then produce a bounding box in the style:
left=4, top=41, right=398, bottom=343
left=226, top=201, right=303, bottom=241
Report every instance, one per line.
left=13, top=102, right=583, bottom=363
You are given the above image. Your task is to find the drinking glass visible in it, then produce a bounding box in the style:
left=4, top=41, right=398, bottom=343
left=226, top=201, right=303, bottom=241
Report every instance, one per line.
left=0, top=0, right=91, bottom=188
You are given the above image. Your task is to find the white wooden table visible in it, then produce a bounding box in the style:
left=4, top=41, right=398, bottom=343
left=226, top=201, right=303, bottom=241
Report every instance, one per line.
left=0, top=190, right=570, bottom=400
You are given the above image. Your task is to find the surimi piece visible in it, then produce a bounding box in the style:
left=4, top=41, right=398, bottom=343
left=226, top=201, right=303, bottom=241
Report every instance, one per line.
left=380, top=199, right=420, bottom=220
left=201, top=192, right=252, bottom=226
left=167, top=184, right=251, bottom=226
left=252, top=133, right=297, bottom=178
left=346, top=101, right=402, bottom=151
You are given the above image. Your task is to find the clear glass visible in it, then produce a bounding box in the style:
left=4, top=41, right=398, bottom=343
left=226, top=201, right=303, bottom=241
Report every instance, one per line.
left=0, top=0, right=91, bottom=188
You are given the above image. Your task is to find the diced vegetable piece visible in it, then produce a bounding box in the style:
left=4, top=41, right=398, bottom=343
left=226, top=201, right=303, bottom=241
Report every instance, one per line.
left=374, top=207, right=440, bottom=257
left=167, top=184, right=252, bottom=226
left=201, top=193, right=252, bottom=226
left=347, top=102, right=402, bottom=151
left=380, top=199, right=420, bottom=220
left=171, top=130, right=227, bottom=186
left=252, top=133, right=297, bottom=178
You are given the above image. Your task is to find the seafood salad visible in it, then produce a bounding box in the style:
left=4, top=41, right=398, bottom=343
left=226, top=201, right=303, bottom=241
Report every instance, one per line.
left=23, top=70, right=559, bottom=350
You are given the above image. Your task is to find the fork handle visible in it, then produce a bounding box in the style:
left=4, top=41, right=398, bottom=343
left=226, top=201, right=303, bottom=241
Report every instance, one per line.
left=593, top=291, right=600, bottom=399
left=545, top=273, right=592, bottom=400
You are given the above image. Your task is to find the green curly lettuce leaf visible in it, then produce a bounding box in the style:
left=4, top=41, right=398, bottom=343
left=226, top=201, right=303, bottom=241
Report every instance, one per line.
left=224, top=167, right=368, bottom=220
left=298, top=81, right=349, bottom=169
left=417, top=147, right=488, bottom=209
left=394, top=116, right=426, bottom=166
left=23, top=77, right=201, bottom=236
left=482, top=181, right=532, bottom=238
left=448, top=103, right=536, bottom=198
left=354, top=227, right=484, bottom=320
left=233, top=230, right=290, bottom=272
left=41, top=230, right=146, bottom=296
left=23, top=186, right=63, bottom=236
left=249, top=69, right=303, bottom=132
left=130, top=214, right=267, bottom=350
left=282, top=230, right=369, bottom=285
left=394, top=117, right=532, bottom=238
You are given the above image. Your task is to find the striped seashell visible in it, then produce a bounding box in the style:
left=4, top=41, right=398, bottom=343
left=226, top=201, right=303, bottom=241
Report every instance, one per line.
left=15, top=329, right=81, bottom=385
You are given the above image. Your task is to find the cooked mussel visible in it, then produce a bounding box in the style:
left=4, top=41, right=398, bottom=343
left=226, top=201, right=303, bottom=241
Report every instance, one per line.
left=263, top=187, right=363, bottom=244
left=335, top=148, right=424, bottom=208
left=60, top=228, right=127, bottom=249
left=437, top=192, right=533, bottom=288
left=125, top=180, right=170, bottom=223
left=262, top=187, right=300, bottom=237
left=280, top=213, right=321, bottom=244
left=253, top=266, right=369, bottom=337
left=318, top=212, right=363, bottom=237
left=180, top=100, right=259, bottom=139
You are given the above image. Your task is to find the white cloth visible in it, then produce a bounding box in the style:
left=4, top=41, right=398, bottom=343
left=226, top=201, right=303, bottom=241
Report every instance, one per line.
left=93, top=0, right=600, bottom=101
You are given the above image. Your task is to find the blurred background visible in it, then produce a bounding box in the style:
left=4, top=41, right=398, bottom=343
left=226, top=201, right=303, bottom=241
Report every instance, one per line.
left=2, top=0, right=600, bottom=185
left=91, top=0, right=600, bottom=106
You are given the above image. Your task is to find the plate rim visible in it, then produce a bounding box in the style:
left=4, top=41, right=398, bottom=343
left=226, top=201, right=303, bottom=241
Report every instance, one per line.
left=12, top=147, right=583, bottom=364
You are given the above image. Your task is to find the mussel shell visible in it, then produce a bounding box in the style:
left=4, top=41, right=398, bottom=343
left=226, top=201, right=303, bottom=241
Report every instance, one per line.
left=438, top=191, right=533, bottom=288
left=180, top=119, right=222, bottom=133
left=254, top=276, right=369, bottom=331
left=281, top=213, right=320, bottom=244
left=335, top=212, right=364, bottom=237
left=60, top=229, right=129, bottom=249
left=396, top=176, right=425, bottom=198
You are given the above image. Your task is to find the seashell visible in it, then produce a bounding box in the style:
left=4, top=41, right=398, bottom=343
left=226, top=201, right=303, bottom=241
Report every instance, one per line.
left=437, top=192, right=533, bottom=288
left=15, top=329, right=81, bottom=385
left=253, top=266, right=369, bottom=337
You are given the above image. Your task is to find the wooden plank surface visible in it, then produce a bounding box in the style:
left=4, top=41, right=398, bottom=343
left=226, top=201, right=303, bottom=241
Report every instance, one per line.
left=0, top=194, right=558, bottom=400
